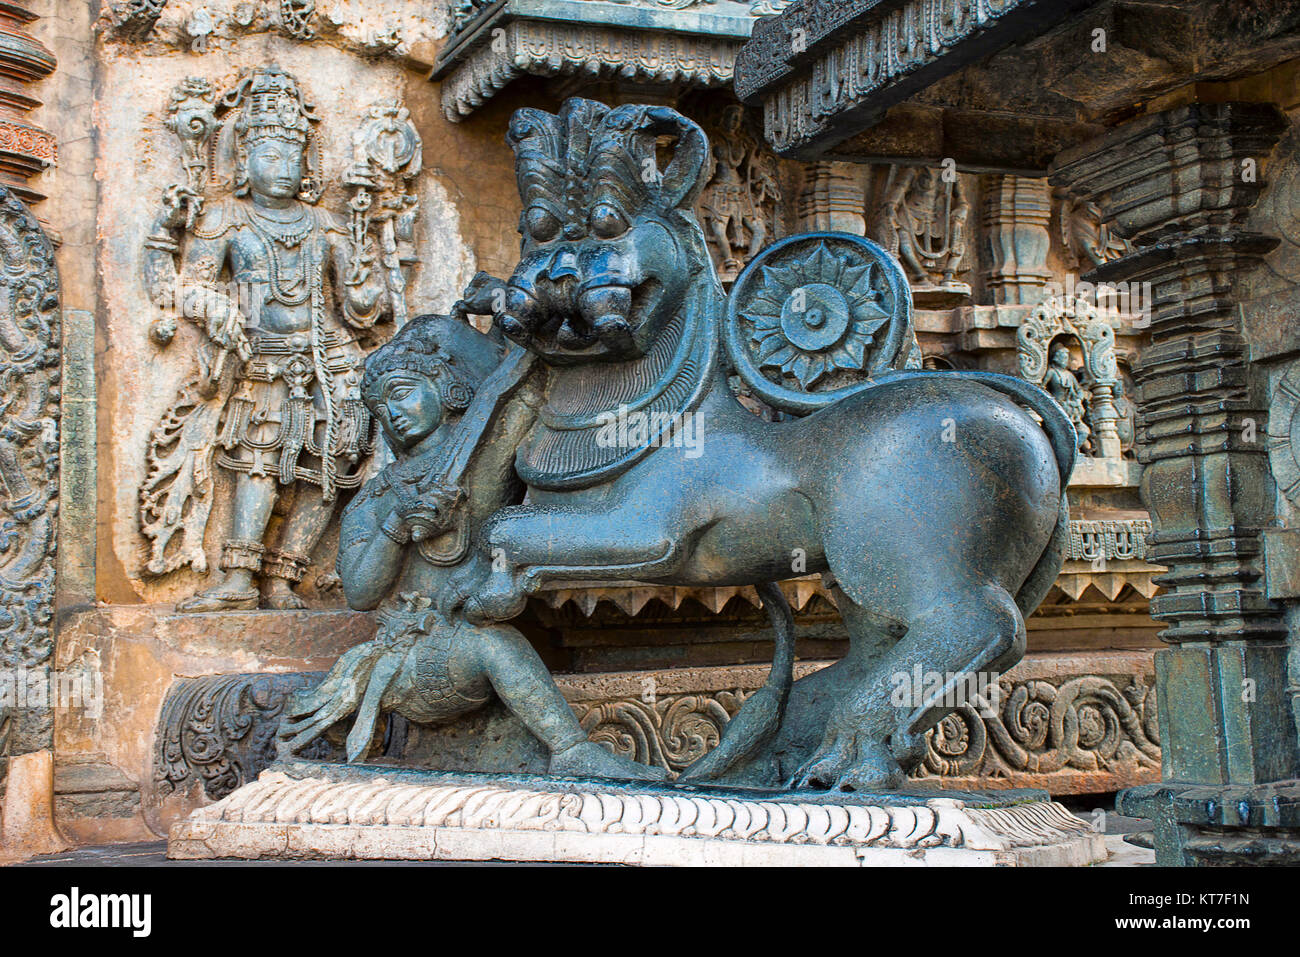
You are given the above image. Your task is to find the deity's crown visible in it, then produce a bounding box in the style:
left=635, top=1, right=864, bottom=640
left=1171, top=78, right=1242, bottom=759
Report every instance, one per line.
left=232, top=65, right=315, bottom=146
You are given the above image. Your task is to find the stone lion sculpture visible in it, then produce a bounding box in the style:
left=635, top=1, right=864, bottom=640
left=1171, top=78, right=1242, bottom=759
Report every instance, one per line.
left=289, top=99, right=1076, bottom=793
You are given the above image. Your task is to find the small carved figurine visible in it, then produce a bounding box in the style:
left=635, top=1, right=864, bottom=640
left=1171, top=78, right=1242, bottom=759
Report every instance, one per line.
left=698, top=105, right=776, bottom=281
left=1043, top=344, right=1093, bottom=454
left=873, top=164, right=969, bottom=291
left=278, top=313, right=665, bottom=781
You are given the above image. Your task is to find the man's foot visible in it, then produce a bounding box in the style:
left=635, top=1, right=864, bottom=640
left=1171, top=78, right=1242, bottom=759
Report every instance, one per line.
left=549, top=741, right=668, bottom=783
left=175, top=587, right=260, bottom=613
left=262, top=582, right=307, bottom=610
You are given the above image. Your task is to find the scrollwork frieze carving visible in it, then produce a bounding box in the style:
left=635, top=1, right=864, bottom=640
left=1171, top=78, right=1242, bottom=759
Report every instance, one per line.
left=154, top=672, right=337, bottom=801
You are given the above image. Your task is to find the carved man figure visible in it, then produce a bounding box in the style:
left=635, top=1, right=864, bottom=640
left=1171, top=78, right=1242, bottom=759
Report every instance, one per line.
left=141, top=65, right=394, bottom=611
left=278, top=314, right=664, bottom=781
left=873, top=165, right=968, bottom=288
left=698, top=105, right=772, bottom=280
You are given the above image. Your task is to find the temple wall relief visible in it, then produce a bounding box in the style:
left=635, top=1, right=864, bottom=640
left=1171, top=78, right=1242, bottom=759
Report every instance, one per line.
left=93, top=20, right=482, bottom=606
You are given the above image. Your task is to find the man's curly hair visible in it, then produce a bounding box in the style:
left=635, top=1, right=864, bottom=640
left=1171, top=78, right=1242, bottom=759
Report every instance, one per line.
left=362, top=315, right=478, bottom=414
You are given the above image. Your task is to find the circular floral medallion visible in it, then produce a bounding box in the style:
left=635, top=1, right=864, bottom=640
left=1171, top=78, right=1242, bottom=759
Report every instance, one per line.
left=724, top=233, right=913, bottom=414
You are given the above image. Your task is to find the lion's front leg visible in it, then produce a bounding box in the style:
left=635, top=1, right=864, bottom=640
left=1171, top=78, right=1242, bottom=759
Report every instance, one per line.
left=447, top=503, right=691, bottom=623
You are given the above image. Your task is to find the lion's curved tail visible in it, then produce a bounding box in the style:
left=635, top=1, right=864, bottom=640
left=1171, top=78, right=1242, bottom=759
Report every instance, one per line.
left=678, top=581, right=795, bottom=784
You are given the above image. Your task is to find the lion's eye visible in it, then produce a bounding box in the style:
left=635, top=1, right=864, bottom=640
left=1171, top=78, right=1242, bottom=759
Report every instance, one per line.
left=590, top=203, right=629, bottom=239
left=526, top=207, right=560, bottom=242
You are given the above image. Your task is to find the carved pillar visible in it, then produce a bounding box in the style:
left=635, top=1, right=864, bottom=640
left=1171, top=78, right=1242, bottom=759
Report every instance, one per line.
left=797, top=162, right=865, bottom=235
left=982, top=175, right=1052, bottom=306
left=0, top=3, right=57, bottom=207
left=1053, top=102, right=1300, bottom=864
left=0, top=186, right=61, bottom=778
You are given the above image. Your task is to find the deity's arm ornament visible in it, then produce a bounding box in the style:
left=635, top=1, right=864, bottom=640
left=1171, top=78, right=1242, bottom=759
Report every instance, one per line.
left=142, top=191, right=251, bottom=373
left=326, top=213, right=390, bottom=329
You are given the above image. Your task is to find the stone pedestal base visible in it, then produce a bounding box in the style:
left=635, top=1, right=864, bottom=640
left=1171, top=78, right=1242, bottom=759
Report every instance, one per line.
left=1119, top=779, right=1300, bottom=865
left=168, top=764, right=1107, bottom=866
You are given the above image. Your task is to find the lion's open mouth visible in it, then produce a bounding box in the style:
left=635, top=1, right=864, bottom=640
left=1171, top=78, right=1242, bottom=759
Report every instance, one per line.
left=500, top=276, right=664, bottom=362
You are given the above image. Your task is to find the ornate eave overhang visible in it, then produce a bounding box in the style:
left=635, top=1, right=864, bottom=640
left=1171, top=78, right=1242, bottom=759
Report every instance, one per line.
left=431, top=0, right=784, bottom=121
left=733, top=0, right=1100, bottom=162
left=735, top=0, right=1300, bottom=170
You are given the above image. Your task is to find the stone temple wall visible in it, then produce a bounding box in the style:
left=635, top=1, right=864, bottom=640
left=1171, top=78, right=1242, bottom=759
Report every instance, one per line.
left=0, top=0, right=1164, bottom=848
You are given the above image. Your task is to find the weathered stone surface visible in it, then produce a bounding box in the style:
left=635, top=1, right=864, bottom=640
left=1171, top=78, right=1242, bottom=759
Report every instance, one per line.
left=53, top=604, right=373, bottom=835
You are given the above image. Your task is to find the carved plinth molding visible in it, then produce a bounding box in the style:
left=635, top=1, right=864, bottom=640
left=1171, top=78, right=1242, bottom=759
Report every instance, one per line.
left=168, top=769, right=1108, bottom=865
left=152, top=649, right=1161, bottom=805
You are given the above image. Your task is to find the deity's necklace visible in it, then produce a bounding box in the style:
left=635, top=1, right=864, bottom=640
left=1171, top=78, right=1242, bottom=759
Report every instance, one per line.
left=246, top=204, right=314, bottom=306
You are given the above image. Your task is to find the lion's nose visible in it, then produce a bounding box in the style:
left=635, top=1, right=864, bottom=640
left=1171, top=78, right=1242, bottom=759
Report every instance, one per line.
left=544, top=249, right=580, bottom=282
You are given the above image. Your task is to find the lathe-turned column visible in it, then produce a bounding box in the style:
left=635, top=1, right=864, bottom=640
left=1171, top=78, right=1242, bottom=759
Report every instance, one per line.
left=1053, top=102, right=1300, bottom=864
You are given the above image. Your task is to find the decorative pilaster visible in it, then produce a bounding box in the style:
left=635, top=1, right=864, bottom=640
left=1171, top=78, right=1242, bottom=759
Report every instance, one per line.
left=797, top=163, right=865, bottom=235
left=0, top=3, right=57, bottom=206
left=0, top=186, right=61, bottom=783
left=1052, top=102, right=1300, bottom=864
left=982, top=175, right=1052, bottom=306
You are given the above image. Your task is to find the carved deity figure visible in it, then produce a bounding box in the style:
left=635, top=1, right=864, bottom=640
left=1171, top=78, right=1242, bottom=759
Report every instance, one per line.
left=698, top=105, right=776, bottom=281
left=277, top=314, right=664, bottom=781
left=140, top=66, right=411, bottom=611
left=1111, top=366, right=1137, bottom=457
left=1061, top=197, right=1132, bottom=270
left=1043, top=344, right=1092, bottom=453
left=872, top=165, right=969, bottom=290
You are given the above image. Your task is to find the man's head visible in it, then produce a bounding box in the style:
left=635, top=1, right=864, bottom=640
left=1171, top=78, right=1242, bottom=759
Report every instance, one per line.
left=362, top=315, right=502, bottom=452
left=244, top=137, right=305, bottom=201
left=1051, top=344, right=1071, bottom=368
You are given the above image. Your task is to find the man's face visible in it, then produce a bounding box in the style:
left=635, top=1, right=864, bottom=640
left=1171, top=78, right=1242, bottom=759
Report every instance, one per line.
left=372, top=372, right=444, bottom=451
left=246, top=139, right=304, bottom=200
left=1052, top=346, right=1070, bottom=367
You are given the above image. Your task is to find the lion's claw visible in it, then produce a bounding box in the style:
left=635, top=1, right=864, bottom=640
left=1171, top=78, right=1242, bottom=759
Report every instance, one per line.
left=791, top=727, right=906, bottom=792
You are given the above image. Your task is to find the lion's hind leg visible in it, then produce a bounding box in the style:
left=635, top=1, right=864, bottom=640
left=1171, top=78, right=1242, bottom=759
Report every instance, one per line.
left=792, top=583, right=1025, bottom=791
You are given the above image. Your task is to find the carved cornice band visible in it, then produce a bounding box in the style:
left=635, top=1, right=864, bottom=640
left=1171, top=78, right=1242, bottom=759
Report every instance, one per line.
left=734, top=0, right=1096, bottom=157
left=436, top=20, right=743, bottom=121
